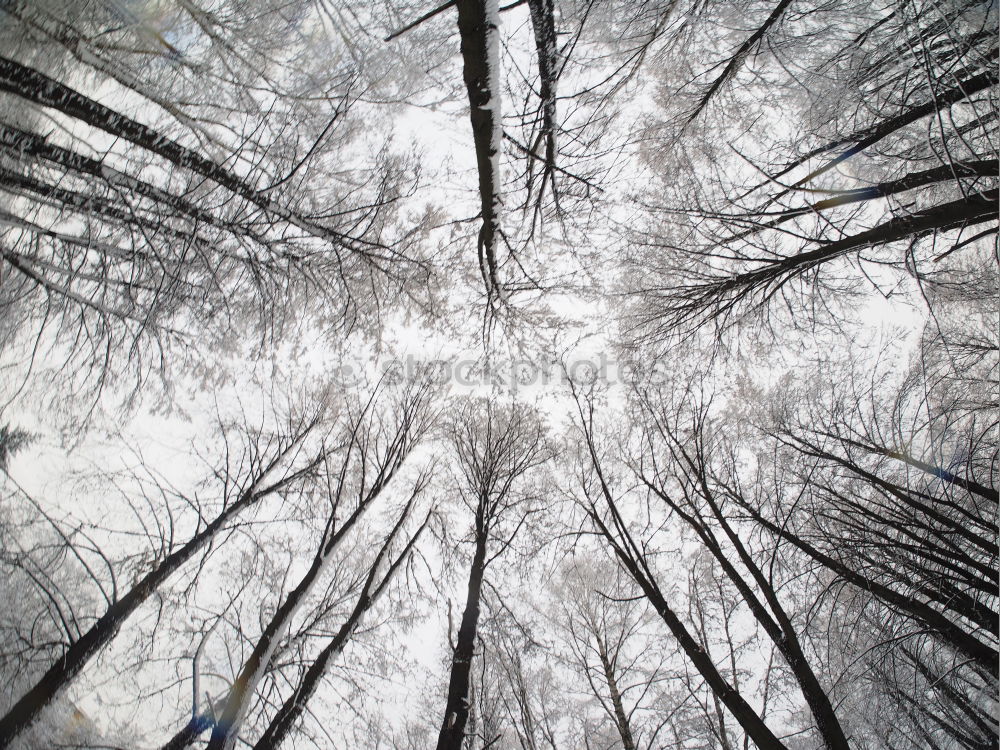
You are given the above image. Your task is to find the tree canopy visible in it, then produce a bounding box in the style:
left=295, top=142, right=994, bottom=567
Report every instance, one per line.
left=0, top=0, right=995, bottom=748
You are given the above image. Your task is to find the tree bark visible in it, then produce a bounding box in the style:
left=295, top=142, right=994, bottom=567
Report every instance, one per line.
left=454, top=0, right=504, bottom=299
left=595, top=635, right=636, bottom=750
left=436, top=525, right=488, bottom=750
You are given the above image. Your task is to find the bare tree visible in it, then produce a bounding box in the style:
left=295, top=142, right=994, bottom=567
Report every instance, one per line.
left=625, top=0, right=998, bottom=343
left=0, top=396, right=331, bottom=748
left=568, top=379, right=830, bottom=750
left=200, top=379, right=438, bottom=750
left=435, top=398, right=551, bottom=750
left=0, top=0, right=426, bottom=406
left=739, top=343, right=998, bottom=748
left=551, top=557, right=676, bottom=750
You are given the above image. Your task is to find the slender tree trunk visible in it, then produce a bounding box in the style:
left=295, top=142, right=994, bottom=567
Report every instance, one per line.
left=252, top=509, right=429, bottom=750
left=436, top=526, right=488, bottom=750
left=574, top=399, right=788, bottom=749
left=589, top=508, right=788, bottom=750
left=903, top=647, right=998, bottom=743
left=642, top=460, right=852, bottom=750
left=728, top=188, right=998, bottom=293
left=206, top=548, right=328, bottom=750
left=250, top=601, right=365, bottom=750
left=0, top=124, right=259, bottom=240
left=526, top=0, right=557, bottom=170
left=696, top=483, right=854, bottom=750
left=640, top=576, right=787, bottom=750
left=686, top=0, right=794, bottom=124
left=205, top=491, right=378, bottom=750
left=770, top=65, right=998, bottom=189
left=0, top=488, right=262, bottom=748
left=742, top=503, right=999, bottom=670
left=595, top=635, right=636, bottom=750
left=0, top=56, right=378, bottom=256
left=738, top=159, right=997, bottom=239
left=816, top=432, right=1000, bottom=505
left=160, top=715, right=214, bottom=750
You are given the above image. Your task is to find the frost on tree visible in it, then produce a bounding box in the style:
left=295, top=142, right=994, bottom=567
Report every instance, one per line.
left=454, top=0, right=505, bottom=310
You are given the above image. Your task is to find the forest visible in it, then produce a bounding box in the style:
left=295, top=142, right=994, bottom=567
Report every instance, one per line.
left=0, top=0, right=996, bottom=748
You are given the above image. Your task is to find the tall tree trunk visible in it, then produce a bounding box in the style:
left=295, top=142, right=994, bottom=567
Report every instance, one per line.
left=721, top=188, right=998, bottom=298
left=589, top=507, right=789, bottom=750
left=436, top=527, right=488, bottom=750
left=252, top=509, right=429, bottom=750
left=682, top=469, right=854, bottom=750
left=206, top=486, right=387, bottom=749
left=0, top=486, right=263, bottom=748
left=768, top=64, right=998, bottom=190
left=0, top=56, right=381, bottom=257
left=454, top=0, right=504, bottom=299
left=574, top=395, right=788, bottom=750
left=814, top=432, right=1000, bottom=505
left=206, top=546, right=329, bottom=750
left=741, top=502, right=999, bottom=670
left=0, top=124, right=260, bottom=241
left=595, top=635, right=636, bottom=750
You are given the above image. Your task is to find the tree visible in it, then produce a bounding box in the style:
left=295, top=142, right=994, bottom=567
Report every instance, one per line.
left=551, top=557, right=675, bottom=750
left=625, top=0, right=998, bottom=343
left=0, top=393, right=331, bottom=747
left=567, top=380, right=792, bottom=750
left=435, top=398, right=551, bottom=750
left=383, top=0, right=649, bottom=325
left=633, top=385, right=854, bottom=750
left=201, top=378, right=438, bottom=750
left=740, top=341, right=998, bottom=748
left=0, top=0, right=426, bottom=406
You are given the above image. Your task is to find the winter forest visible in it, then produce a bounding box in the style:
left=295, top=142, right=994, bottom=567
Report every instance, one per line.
left=0, top=0, right=996, bottom=748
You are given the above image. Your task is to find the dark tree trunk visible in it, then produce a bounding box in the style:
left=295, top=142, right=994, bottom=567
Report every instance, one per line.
left=0, top=489, right=259, bottom=748
left=0, top=56, right=375, bottom=255
left=686, top=0, right=794, bottom=124
left=741, top=502, right=999, bottom=670
left=588, top=507, right=789, bottom=750
left=734, top=159, right=997, bottom=239
left=454, top=0, right=503, bottom=297
left=715, top=188, right=998, bottom=302
left=252, top=509, right=429, bottom=750
left=160, top=715, right=214, bottom=750
left=770, top=64, right=998, bottom=189
left=822, top=432, right=1000, bottom=505
left=526, top=0, right=557, bottom=171
left=207, top=482, right=389, bottom=750
left=683, top=488, right=852, bottom=750
left=0, top=124, right=257, bottom=240
left=436, top=527, right=488, bottom=750
left=206, top=547, right=328, bottom=750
